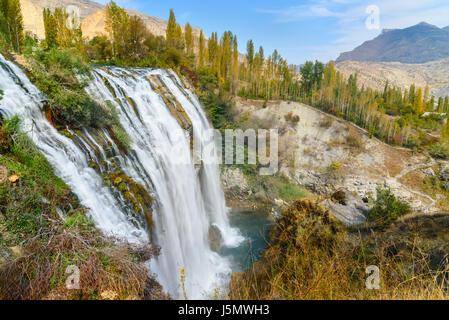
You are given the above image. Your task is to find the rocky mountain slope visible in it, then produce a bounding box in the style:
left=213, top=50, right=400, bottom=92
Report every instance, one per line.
left=336, top=22, right=449, bottom=64
left=20, top=0, right=202, bottom=40
left=223, top=98, right=449, bottom=225
left=336, top=57, right=449, bottom=99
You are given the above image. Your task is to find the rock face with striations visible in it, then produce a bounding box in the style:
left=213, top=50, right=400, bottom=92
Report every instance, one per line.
left=20, top=0, right=203, bottom=40
left=337, top=22, right=449, bottom=64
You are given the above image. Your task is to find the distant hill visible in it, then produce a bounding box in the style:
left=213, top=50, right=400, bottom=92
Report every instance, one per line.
left=336, top=57, right=449, bottom=99
left=20, top=0, right=203, bottom=40
left=336, top=22, right=449, bottom=64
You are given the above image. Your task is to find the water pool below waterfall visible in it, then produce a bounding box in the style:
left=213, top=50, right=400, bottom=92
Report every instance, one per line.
left=222, top=209, right=275, bottom=272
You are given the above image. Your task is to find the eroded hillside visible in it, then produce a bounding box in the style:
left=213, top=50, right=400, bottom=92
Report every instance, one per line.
left=223, top=98, right=449, bottom=224
left=336, top=58, right=449, bottom=99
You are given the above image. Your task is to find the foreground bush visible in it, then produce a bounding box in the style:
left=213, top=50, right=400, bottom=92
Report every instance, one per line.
left=367, top=187, right=411, bottom=227
left=229, top=200, right=449, bottom=300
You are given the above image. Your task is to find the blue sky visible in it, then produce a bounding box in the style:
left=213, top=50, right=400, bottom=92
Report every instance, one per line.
left=98, top=0, right=449, bottom=65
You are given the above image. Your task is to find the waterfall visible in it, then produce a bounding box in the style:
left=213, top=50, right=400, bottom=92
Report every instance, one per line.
left=0, top=55, right=243, bottom=299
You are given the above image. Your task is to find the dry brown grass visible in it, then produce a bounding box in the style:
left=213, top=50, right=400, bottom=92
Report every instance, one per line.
left=0, top=214, right=168, bottom=300
left=229, top=200, right=449, bottom=300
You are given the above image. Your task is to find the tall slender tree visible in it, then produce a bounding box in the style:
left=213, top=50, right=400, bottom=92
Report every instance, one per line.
left=166, top=9, right=177, bottom=43
left=198, top=30, right=205, bottom=68
left=0, top=0, right=23, bottom=51
left=43, top=8, right=57, bottom=48
left=184, top=22, right=193, bottom=55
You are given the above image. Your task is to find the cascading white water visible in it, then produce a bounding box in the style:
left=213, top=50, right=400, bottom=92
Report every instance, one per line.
left=86, top=67, right=243, bottom=298
left=0, top=55, right=147, bottom=244
left=0, top=55, right=242, bottom=299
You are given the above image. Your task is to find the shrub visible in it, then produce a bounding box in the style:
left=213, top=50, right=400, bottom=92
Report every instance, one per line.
left=200, top=92, right=233, bottom=129
left=27, top=48, right=114, bottom=129
left=319, top=118, right=333, bottom=128
left=284, top=112, right=300, bottom=124
left=367, top=187, right=411, bottom=227
left=429, top=144, right=449, bottom=160
left=346, top=133, right=362, bottom=149
left=329, top=160, right=343, bottom=171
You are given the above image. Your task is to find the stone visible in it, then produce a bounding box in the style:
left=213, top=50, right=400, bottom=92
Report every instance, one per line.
left=274, top=198, right=288, bottom=208
left=254, top=190, right=268, bottom=201
left=221, top=168, right=249, bottom=192
left=321, top=189, right=370, bottom=226
left=421, top=167, right=435, bottom=177
left=440, top=164, right=449, bottom=181
left=208, top=225, right=222, bottom=254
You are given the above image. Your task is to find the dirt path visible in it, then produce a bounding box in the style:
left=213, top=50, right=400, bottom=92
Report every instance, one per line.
left=395, top=160, right=438, bottom=180
left=394, top=159, right=441, bottom=212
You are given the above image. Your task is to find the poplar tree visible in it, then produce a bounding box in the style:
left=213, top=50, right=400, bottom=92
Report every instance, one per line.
left=198, top=30, right=205, bottom=67
left=43, top=8, right=57, bottom=48
left=0, top=0, right=23, bottom=52
left=54, top=8, right=71, bottom=48
left=184, top=22, right=193, bottom=55
left=414, top=88, right=424, bottom=114
left=127, top=15, right=146, bottom=59
left=232, top=35, right=239, bottom=81
left=105, top=1, right=129, bottom=58
left=8, top=0, right=22, bottom=51
left=246, top=39, right=254, bottom=74
left=437, top=97, right=444, bottom=113
left=166, top=9, right=177, bottom=43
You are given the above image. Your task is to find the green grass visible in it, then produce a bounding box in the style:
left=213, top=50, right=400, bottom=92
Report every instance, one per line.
left=279, top=183, right=308, bottom=201
left=241, top=169, right=309, bottom=203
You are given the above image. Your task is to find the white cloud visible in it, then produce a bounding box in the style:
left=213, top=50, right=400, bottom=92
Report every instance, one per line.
left=259, top=0, right=449, bottom=62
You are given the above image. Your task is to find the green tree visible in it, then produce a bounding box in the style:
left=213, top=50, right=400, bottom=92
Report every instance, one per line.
left=0, top=0, right=23, bottom=51
left=246, top=39, right=254, bottom=73
left=184, top=22, right=193, bottom=55
left=300, top=61, right=314, bottom=96
left=105, top=1, right=129, bottom=58
left=198, top=30, right=205, bottom=68
left=127, top=15, right=147, bottom=59
left=166, top=9, right=177, bottom=43
left=43, top=8, right=57, bottom=48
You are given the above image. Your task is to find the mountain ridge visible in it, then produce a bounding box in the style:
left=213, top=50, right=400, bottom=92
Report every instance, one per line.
left=337, top=22, right=449, bottom=64
left=20, top=0, right=203, bottom=40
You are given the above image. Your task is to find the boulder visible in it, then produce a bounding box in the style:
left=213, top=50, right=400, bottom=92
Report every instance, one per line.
left=208, top=225, right=222, bottom=253
left=221, top=168, right=249, bottom=192
left=440, top=164, right=449, bottom=181
left=421, top=167, right=436, bottom=177
left=274, top=198, right=288, bottom=208
left=321, top=189, right=370, bottom=226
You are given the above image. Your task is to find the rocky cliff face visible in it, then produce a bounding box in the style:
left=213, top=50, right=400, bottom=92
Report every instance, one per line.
left=336, top=22, right=449, bottom=64
left=20, top=0, right=45, bottom=38
left=228, top=98, right=449, bottom=225
left=20, top=0, right=203, bottom=40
